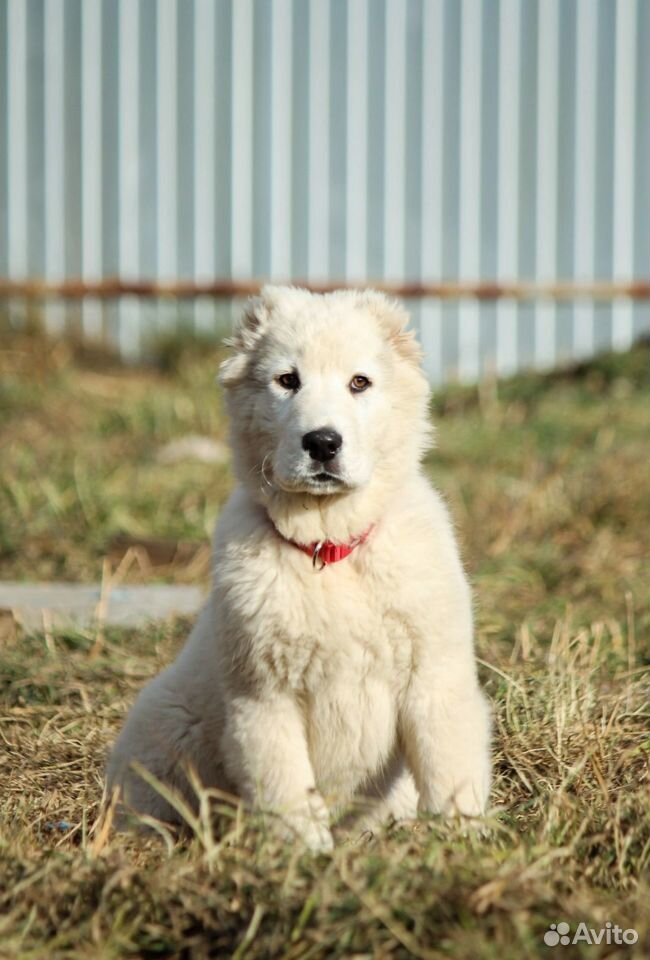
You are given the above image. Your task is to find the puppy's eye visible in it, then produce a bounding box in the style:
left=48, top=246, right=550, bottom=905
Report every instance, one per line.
left=277, top=371, right=301, bottom=392
left=350, top=374, right=372, bottom=394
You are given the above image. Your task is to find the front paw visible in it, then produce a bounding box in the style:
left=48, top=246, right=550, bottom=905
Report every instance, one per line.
left=443, top=784, right=488, bottom=818
left=292, top=816, right=335, bottom=853
left=421, top=772, right=490, bottom=819
left=278, top=793, right=334, bottom=853
left=280, top=810, right=334, bottom=853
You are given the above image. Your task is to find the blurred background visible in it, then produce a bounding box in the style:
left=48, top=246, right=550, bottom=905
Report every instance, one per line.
left=1, top=0, right=649, bottom=383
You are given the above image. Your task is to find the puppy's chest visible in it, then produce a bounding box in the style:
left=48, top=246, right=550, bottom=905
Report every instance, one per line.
left=253, top=571, right=415, bottom=694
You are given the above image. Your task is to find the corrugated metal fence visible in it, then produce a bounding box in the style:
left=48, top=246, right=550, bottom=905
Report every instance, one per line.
left=1, top=0, right=649, bottom=383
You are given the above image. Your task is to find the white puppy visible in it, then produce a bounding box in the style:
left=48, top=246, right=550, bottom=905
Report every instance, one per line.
left=107, top=287, right=491, bottom=850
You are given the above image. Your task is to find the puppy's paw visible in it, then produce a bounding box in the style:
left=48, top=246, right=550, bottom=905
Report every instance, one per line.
left=276, top=793, right=334, bottom=853
left=420, top=774, right=490, bottom=821
left=280, top=812, right=334, bottom=853
left=455, top=816, right=491, bottom=840
left=296, top=817, right=335, bottom=853
left=441, top=792, right=487, bottom=819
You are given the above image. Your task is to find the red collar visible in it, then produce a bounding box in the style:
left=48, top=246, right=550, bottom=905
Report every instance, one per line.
left=276, top=525, right=374, bottom=568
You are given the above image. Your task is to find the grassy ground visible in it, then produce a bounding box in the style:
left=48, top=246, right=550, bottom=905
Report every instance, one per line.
left=0, top=330, right=649, bottom=958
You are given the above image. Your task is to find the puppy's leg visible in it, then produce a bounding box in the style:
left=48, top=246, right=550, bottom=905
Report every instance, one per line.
left=355, top=753, right=418, bottom=832
left=222, top=692, right=333, bottom=852
left=400, top=658, right=491, bottom=818
left=379, top=759, right=419, bottom=823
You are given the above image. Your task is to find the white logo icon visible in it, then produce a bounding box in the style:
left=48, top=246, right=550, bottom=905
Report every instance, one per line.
left=544, top=922, right=571, bottom=946
left=543, top=921, right=638, bottom=947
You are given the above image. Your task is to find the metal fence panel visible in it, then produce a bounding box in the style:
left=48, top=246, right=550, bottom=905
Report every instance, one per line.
left=1, top=0, right=649, bottom=381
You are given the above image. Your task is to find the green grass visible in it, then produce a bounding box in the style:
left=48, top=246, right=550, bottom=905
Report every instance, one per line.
left=0, top=330, right=648, bottom=958
left=0, top=334, right=230, bottom=582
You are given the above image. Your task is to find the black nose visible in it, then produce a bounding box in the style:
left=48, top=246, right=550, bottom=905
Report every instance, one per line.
left=302, top=428, right=343, bottom=462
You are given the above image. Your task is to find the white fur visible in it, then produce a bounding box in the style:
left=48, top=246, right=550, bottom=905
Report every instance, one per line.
left=107, top=287, right=491, bottom=851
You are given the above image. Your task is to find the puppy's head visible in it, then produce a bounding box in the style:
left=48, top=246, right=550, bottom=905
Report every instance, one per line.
left=219, top=286, right=432, bottom=500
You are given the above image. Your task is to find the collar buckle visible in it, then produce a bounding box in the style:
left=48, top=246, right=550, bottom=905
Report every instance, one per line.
left=312, top=541, right=326, bottom=570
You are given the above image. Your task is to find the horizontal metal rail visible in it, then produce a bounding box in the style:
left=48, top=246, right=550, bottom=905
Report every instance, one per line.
left=1, top=278, right=650, bottom=302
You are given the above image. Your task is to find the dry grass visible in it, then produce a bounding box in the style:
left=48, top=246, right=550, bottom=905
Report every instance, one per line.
left=0, top=330, right=649, bottom=958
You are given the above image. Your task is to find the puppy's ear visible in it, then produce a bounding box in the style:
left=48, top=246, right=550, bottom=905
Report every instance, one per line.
left=218, top=295, right=270, bottom=386
left=358, top=290, right=423, bottom=366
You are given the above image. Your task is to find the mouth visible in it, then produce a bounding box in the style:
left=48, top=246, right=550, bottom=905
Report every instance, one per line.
left=297, top=470, right=348, bottom=494
left=273, top=468, right=351, bottom=495
left=312, top=472, right=344, bottom=485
